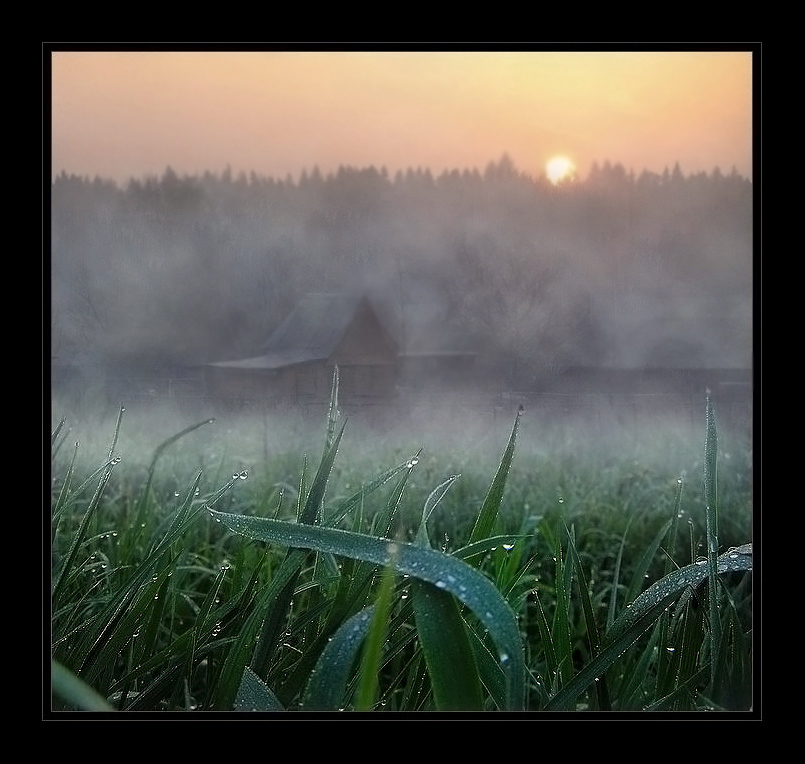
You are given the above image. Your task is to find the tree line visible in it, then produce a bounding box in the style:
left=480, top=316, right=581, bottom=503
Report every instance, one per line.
left=50, top=155, right=753, bottom=387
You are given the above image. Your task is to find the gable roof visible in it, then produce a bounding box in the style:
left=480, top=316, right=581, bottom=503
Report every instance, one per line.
left=210, top=293, right=396, bottom=370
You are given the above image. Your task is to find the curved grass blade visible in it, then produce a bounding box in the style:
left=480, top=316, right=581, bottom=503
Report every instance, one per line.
left=132, top=416, right=216, bottom=533
left=544, top=544, right=752, bottom=710
left=415, top=474, right=460, bottom=547
left=52, top=659, right=115, bottom=712
left=410, top=579, right=484, bottom=711
left=455, top=535, right=531, bottom=562
left=210, top=510, right=525, bottom=710
left=302, top=605, right=377, bottom=711
left=235, top=666, right=285, bottom=712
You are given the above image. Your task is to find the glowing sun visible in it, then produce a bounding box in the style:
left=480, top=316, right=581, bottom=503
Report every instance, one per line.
left=546, top=156, right=576, bottom=185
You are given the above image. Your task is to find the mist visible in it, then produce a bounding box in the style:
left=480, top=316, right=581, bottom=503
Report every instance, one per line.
left=50, top=156, right=753, bottom=452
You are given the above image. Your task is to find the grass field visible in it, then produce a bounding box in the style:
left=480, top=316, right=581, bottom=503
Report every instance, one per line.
left=49, top=379, right=754, bottom=714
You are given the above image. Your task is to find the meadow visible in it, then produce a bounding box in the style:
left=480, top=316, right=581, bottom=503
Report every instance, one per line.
left=49, top=377, right=754, bottom=714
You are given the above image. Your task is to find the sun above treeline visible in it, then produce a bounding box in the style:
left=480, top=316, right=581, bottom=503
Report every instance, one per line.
left=546, top=156, right=577, bottom=184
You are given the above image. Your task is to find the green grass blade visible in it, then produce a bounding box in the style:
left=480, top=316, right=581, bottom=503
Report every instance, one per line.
left=544, top=545, right=752, bottom=710
left=131, top=416, right=216, bottom=534
left=210, top=510, right=526, bottom=710
left=565, top=524, right=610, bottom=710
left=302, top=606, right=377, bottom=711
left=455, top=535, right=531, bottom=562
left=67, top=473, right=212, bottom=676
left=234, top=666, right=285, bottom=712
left=607, top=518, right=632, bottom=631
left=624, top=517, right=673, bottom=606
left=324, top=450, right=420, bottom=529
left=51, top=659, right=115, bottom=712
left=250, top=411, right=347, bottom=680
left=466, top=622, right=508, bottom=710
left=616, top=619, right=662, bottom=709
left=549, top=533, right=573, bottom=688
left=410, top=578, right=484, bottom=711
left=355, top=564, right=397, bottom=711
left=324, top=365, right=340, bottom=451
left=704, top=394, right=721, bottom=687
left=79, top=568, right=169, bottom=690
left=51, top=456, right=117, bottom=607
left=415, top=474, right=460, bottom=547
left=531, top=589, right=558, bottom=693
left=468, top=407, right=521, bottom=547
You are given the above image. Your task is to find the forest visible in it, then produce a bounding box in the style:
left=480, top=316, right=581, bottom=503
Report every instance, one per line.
left=50, top=155, right=753, bottom=392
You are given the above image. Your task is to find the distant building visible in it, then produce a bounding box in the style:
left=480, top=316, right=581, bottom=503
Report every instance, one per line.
left=205, top=293, right=400, bottom=405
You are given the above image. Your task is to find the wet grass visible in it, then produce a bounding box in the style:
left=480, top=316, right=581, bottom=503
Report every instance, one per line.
left=50, top=382, right=753, bottom=714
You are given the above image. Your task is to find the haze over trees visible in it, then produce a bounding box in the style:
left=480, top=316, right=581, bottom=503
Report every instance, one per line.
left=50, top=155, right=753, bottom=390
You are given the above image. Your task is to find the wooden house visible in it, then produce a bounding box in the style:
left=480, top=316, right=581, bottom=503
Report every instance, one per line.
left=205, top=293, right=399, bottom=405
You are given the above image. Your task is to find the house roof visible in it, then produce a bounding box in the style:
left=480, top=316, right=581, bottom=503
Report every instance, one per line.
left=210, top=293, right=395, bottom=370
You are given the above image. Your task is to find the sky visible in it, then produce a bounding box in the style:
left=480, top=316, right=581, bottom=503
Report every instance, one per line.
left=49, top=47, right=756, bottom=186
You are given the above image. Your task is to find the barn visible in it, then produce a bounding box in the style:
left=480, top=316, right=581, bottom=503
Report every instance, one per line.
left=204, top=293, right=400, bottom=406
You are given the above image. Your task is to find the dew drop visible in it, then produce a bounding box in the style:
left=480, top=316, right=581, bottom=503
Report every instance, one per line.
left=435, top=580, right=447, bottom=589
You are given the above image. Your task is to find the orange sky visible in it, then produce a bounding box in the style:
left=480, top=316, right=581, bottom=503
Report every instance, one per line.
left=49, top=49, right=755, bottom=184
